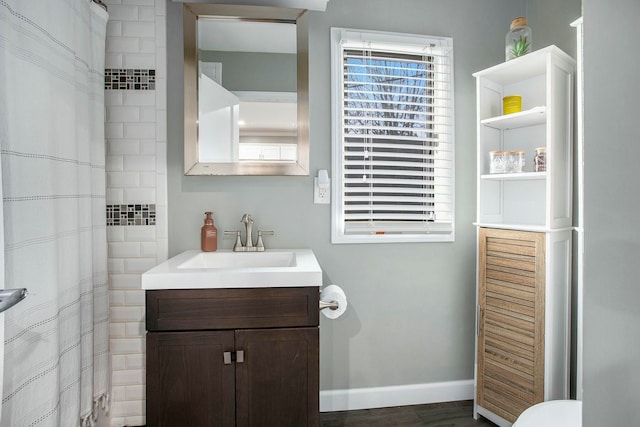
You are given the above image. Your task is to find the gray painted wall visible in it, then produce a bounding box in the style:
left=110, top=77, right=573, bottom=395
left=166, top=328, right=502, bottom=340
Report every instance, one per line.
left=582, top=0, right=640, bottom=425
left=166, top=0, right=577, bottom=394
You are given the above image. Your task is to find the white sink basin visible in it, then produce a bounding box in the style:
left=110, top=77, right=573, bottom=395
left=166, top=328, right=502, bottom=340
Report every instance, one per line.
left=141, top=249, right=322, bottom=289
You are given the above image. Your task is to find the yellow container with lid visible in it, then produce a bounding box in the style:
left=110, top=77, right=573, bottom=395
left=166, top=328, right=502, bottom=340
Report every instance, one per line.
left=503, top=95, right=522, bottom=115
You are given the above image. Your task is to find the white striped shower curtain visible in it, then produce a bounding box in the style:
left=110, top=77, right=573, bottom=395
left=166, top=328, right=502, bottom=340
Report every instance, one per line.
left=0, top=0, right=110, bottom=425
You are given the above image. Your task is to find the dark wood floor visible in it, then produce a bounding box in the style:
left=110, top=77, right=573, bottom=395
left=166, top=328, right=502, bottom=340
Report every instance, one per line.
left=320, top=400, right=497, bottom=427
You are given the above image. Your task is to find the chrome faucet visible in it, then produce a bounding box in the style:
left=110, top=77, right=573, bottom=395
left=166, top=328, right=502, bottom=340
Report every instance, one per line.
left=241, top=214, right=254, bottom=249
left=224, top=214, right=274, bottom=252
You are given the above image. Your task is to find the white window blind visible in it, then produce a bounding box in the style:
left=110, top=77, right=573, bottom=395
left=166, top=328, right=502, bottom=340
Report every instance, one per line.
left=331, top=28, right=455, bottom=243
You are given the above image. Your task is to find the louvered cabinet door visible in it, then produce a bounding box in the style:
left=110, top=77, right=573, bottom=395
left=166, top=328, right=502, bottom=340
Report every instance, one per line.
left=477, top=228, right=545, bottom=423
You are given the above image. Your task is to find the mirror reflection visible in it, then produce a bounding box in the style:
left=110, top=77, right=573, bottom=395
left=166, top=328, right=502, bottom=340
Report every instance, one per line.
left=183, top=3, right=309, bottom=176
left=197, top=19, right=298, bottom=163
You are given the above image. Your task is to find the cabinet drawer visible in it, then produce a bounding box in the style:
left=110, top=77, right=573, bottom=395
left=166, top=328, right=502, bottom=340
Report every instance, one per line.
left=146, top=287, right=319, bottom=331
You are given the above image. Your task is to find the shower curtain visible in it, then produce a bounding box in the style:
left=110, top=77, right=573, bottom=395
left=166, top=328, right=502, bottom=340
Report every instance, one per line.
left=0, top=0, right=110, bottom=425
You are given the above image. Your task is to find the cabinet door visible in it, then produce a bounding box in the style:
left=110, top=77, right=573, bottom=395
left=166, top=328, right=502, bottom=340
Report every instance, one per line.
left=146, top=331, right=235, bottom=427
left=235, top=327, right=319, bottom=427
left=477, top=228, right=545, bottom=422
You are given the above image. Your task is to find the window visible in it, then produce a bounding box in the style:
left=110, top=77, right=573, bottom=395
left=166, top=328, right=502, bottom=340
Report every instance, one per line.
left=331, top=28, right=455, bottom=243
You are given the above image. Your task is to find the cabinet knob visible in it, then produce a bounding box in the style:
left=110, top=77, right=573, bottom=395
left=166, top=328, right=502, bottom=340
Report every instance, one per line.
left=223, top=351, right=232, bottom=365
left=236, top=350, right=244, bottom=364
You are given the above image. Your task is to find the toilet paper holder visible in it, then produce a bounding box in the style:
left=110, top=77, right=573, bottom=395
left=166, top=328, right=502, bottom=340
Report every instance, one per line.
left=319, top=300, right=339, bottom=311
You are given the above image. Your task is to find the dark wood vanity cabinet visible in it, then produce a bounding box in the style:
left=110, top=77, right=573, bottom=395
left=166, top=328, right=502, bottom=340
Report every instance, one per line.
left=146, top=287, right=319, bottom=427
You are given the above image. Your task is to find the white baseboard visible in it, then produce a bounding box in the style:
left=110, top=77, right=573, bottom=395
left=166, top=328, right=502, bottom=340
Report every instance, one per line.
left=319, top=379, right=474, bottom=412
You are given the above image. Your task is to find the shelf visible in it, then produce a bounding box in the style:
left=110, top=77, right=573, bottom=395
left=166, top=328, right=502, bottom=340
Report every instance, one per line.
left=474, top=223, right=573, bottom=233
left=481, top=171, right=547, bottom=181
left=481, top=106, right=546, bottom=130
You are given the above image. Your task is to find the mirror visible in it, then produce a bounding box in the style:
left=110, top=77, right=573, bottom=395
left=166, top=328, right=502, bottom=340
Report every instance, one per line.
left=183, top=4, right=310, bottom=176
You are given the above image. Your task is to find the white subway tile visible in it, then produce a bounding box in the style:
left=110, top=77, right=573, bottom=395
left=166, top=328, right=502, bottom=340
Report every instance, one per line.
left=139, top=38, right=155, bottom=54
left=110, top=307, right=145, bottom=324
left=155, top=78, right=166, bottom=109
left=105, top=52, right=123, bottom=69
left=110, top=323, right=126, bottom=338
left=110, top=398, right=144, bottom=416
left=138, top=6, right=155, bottom=21
left=108, top=241, right=141, bottom=258
left=124, top=188, right=156, bottom=204
left=140, top=140, right=156, bottom=155
left=156, top=237, right=169, bottom=262
left=155, top=110, right=167, bottom=141
left=155, top=0, right=166, bottom=16
left=123, top=155, right=156, bottom=172
left=140, top=172, right=156, bottom=187
left=106, top=21, right=122, bottom=38
left=155, top=207, right=168, bottom=241
left=125, top=385, right=146, bottom=401
left=108, top=106, right=140, bottom=123
left=124, top=416, right=146, bottom=426
left=122, top=21, right=155, bottom=38
left=156, top=173, right=167, bottom=205
left=110, top=417, right=126, bottom=427
left=106, top=155, right=124, bottom=172
left=155, top=16, right=166, bottom=48
left=108, top=5, right=139, bottom=21
left=108, top=139, right=141, bottom=155
left=125, top=290, right=146, bottom=307
left=108, top=171, right=140, bottom=188
left=139, top=107, right=156, bottom=123
left=110, top=289, right=126, bottom=307
left=123, top=0, right=154, bottom=5
left=155, top=142, right=166, bottom=174
left=124, top=226, right=157, bottom=242
left=110, top=273, right=141, bottom=290
left=126, top=353, right=146, bottom=370
left=106, top=188, right=124, bottom=204
left=124, top=257, right=157, bottom=274
left=155, top=48, right=166, bottom=80
left=122, top=53, right=155, bottom=70
left=107, top=37, right=140, bottom=54
left=123, top=91, right=155, bottom=106
left=104, top=91, right=123, bottom=107
left=140, top=242, right=157, bottom=257
left=112, top=355, right=127, bottom=372
left=125, top=320, right=145, bottom=337
left=111, top=385, right=127, bottom=402
left=106, top=226, right=124, bottom=242
left=112, top=367, right=145, bottom=385
left=105, top=123, right=124, bottom=139
left=108, top=257, right=125, bottom=274
left=124, top=123, right=156, bottom=139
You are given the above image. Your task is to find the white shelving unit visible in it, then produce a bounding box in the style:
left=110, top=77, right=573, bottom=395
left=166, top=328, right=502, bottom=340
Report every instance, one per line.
left=473, top=46, right=576, bottom=427
left=474, top=46, right=575, bottom=231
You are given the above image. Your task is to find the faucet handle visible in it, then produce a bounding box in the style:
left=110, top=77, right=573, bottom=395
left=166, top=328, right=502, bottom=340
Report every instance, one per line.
left=256, top=230, right=274, bottom=251
left=224, top=230, right=243, bottom=251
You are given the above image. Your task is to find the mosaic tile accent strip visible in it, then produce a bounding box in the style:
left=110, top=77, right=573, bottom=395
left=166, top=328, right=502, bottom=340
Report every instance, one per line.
left=105, top=68, right=156, bottom=90
left=106, top=204, right=156, bottom=226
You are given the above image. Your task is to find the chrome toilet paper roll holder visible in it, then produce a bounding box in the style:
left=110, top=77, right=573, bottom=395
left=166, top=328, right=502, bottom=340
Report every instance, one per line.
left=319, top=300, right=339, bottom=311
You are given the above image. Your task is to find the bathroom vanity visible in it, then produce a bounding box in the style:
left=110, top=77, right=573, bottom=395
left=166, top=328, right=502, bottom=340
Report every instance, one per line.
left=142, top=249, right=323, bottom=427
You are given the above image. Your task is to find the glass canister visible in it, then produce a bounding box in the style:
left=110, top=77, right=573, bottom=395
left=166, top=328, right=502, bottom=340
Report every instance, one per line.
left=505, top=17, right=532, bottom=61
left=534, top=146, right=547, bottom=172
left=489, top=150, right=508, bottom=174
left=507, top=150, right=525, bottom=173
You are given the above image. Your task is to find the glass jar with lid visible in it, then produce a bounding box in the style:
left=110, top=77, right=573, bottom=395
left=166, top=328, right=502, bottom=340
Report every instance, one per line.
left=507, top=150, right=525, bottom=173
left=489, top=150, right=508, bottom=174
left=534, top=146, right=546, bottom=172
left=505, top=17, right=532, bottom=61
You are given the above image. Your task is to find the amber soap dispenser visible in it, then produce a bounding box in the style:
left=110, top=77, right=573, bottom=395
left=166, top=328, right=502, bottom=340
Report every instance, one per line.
left=201, top=211, right=218, bottom=252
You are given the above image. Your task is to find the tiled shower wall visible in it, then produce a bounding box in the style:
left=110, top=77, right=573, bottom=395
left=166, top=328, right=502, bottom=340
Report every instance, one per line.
left=104, top=0, right=168, bottom=425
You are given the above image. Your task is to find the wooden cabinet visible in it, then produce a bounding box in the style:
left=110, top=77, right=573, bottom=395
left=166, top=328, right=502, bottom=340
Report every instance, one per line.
left=146, top=287, right=319, bottom=427
left=476, top=228, right=545, bottom=423
left=473, top=46, right=574, bottom=427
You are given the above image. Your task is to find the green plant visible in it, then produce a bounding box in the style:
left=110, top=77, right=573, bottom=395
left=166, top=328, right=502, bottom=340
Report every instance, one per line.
left=510, top=36, right=530, bottom=58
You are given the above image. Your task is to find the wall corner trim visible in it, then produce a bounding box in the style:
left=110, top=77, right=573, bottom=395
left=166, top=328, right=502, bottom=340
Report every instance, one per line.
left=319, top=379, right=474, bottom=412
